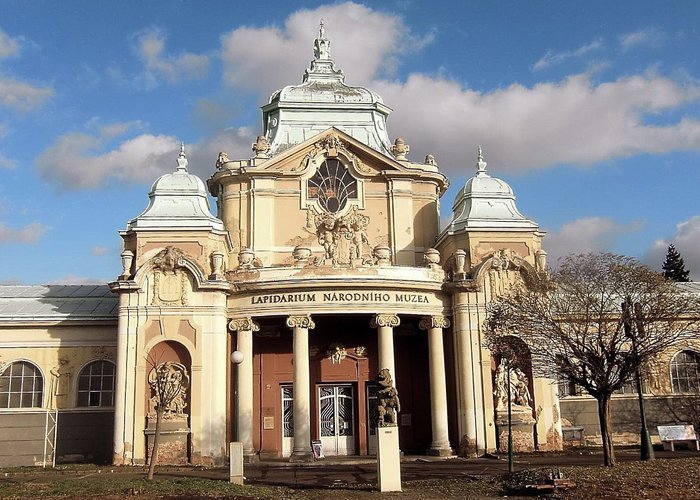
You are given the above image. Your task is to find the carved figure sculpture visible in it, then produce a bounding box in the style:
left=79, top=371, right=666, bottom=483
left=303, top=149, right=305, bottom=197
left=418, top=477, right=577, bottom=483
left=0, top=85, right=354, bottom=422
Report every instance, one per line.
left=349, top=216, right=370, bottom=261
left=377, top=368, right=401, bottom=426
left=494, top=359, right=532, bottom=410
left=148, top=361, right=190, bottom=419
left=317, top=216, right=337, bottom=263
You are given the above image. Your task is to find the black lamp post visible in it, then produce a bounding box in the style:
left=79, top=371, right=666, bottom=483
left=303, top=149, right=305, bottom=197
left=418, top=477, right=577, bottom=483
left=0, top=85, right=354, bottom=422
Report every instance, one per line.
left=622, top=300, right=655, bottom=461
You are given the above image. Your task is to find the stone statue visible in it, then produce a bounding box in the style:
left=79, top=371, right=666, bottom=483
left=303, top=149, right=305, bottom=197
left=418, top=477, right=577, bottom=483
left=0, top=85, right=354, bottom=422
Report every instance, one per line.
left=494, top=359, right=532, bottom=410
left=377, top=368, right=401, bottom=426
left=148, top=361, right=189, bottom=419
left=215, top=151, right=229, bottom=169
left=317, top=216, right=337, bottom=263
left=349, top=215, right=370, bottom=261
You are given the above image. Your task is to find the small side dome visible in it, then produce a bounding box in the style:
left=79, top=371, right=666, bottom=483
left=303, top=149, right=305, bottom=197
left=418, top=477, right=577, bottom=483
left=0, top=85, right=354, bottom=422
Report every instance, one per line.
left=126, top=144, right=224, bottom=232
left=446, top=147, right=538, bottom=232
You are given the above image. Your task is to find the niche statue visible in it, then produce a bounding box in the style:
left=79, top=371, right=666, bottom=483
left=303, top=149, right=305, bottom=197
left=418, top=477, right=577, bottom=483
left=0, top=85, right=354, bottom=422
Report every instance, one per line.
left=377, top=368, right=401, bottom=426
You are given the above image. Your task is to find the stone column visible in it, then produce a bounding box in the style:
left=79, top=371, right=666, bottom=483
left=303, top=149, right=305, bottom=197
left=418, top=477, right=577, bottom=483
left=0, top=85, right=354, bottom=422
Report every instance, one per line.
left=229, top=317, right=259, bottom=460
left=286, top=314, right=315, bottom=461
left=452, top=289, right=479, bottom=455
left=113, top=292, right=135, bottom=465
left=420, top=315, right=452, bottom=456
left=370, top=314, right=400, bottom=381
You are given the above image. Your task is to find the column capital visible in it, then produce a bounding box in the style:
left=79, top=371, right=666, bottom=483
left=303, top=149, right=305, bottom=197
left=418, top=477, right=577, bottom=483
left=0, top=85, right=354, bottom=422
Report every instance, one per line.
left=228, top=317, right=260, bottom=332
left=419, top=315, right=451, bottom=330
left=286, top=314, right=315, bottom=330
left=371, top=314, right=400, bottom=329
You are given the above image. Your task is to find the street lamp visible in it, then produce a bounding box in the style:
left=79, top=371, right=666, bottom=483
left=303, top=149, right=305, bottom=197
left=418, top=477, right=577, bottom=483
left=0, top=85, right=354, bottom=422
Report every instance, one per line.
left=622, top=300, right=655, bottom=461
left=230, top=350, right=244, bottom=441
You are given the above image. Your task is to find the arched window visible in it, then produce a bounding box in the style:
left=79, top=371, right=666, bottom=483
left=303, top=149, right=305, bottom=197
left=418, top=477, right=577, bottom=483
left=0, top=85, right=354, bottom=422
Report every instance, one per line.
left=77, top=360, right=115, bottom=407
left=670, top=350, right=700, bottom=394
left=0, top=361, right=44, bottom=408
left=307, top=159, right=358, bottom=214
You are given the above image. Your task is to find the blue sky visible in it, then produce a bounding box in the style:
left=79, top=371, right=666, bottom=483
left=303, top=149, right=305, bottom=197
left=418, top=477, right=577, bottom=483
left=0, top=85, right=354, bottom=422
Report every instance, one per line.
left=1, top=0, right=699, bottom=284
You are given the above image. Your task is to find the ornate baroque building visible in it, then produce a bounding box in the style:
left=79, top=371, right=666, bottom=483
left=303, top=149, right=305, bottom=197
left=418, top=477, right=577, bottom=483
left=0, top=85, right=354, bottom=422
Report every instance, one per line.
left=2, top=26, right=697, bottom=467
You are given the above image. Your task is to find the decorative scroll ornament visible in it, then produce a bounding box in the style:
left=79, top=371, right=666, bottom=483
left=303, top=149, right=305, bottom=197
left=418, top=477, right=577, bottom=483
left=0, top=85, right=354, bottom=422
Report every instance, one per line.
left=228, top=317, right=260, bottom=333
left=148, top=362, right=190, bottom=419
left=490, top=248, right=525, bottom=272
left=286, top=314, right=316, bottom=330
left=370, top=314, right=400, bottom=329
left=327, top=342, right=347, bottom=364
left=354, top=346, right=367, bottom=357
left=377, top=368, right=401, bottom=426
left=299, top=133, right=370, bottom=174
left=152, top=246, right=188, bottom=306
left=419, top=315, right=451, bottom=330
left=252, top=135, right=270, bottom=158
left=153, top=246, right=186, bottom=274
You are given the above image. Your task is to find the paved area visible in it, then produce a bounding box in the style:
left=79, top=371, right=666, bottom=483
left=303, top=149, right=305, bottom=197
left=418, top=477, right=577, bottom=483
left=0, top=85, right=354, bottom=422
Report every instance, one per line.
left=162, top=448, right=700, bottom=489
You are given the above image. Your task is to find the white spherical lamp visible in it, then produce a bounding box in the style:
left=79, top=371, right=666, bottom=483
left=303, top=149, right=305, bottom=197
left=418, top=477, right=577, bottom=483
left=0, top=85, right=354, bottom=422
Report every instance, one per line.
left=231, top=350, right=244, bottom=365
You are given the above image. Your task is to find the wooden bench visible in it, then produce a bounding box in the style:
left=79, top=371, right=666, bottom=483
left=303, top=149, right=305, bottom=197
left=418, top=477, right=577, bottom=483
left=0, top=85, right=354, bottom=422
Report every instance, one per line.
left=657, top=424, right=700, bottom=451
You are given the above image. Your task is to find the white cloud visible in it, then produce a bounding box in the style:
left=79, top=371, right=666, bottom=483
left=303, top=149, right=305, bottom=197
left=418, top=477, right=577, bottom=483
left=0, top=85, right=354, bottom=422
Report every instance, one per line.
left=0, top=28, right=21, bottom=59
left=215, top=6, right=700, bottom=177
left=0, top=222, right=48, bottom=244
left=533, top=39, right=604, bottom=71
left=134, top=28, right=210, bottom=84
left=373, top=72, right=700, bottom=175
left=0, top=76, right=53, bottom=111
left=646, top=216, right=700, bottom=280
left=35, top=120, right=253, bottom=190
left=220, top=2, right=432, bottom=95
left=91, top=246, right=111, bottom=256
left=36, top=127, right=179, bottom=189
left=543, top=217, right=642, bottom=267
left=620, top=27, right=666, bottom=52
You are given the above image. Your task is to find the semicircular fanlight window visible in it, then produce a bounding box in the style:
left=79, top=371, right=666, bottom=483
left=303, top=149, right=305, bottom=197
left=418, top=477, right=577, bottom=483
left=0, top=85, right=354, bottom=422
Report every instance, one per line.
left=308, top=159, right=358, bottom=214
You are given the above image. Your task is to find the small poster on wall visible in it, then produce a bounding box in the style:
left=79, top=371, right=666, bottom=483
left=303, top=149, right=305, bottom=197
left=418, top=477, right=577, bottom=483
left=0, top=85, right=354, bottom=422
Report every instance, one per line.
left=311, top=439, right=324, bottom=459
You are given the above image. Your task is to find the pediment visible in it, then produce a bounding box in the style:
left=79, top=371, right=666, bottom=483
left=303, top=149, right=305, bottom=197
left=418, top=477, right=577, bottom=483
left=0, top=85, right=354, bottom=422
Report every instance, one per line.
left=254, top=127, right=407, bottom=178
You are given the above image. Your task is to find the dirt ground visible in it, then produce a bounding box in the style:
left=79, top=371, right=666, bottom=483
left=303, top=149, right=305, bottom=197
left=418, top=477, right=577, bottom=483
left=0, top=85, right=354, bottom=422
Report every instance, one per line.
left=1, top=448, right=699, bottom=499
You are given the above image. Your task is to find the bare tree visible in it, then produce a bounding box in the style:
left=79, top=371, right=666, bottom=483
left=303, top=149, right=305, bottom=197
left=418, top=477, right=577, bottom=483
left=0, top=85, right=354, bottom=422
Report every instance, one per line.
left=145, top=354, right=189, bottom=480
left=486, top=253, right=700, bottom=466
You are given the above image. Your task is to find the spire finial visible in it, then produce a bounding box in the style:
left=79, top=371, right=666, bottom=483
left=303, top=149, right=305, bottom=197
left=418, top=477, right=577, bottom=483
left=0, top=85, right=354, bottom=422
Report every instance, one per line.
left=176, top=141, right=188, bottom=172
left=476, top=145, right=487, bottom=174
left=313, top=19, right=331, bottom=60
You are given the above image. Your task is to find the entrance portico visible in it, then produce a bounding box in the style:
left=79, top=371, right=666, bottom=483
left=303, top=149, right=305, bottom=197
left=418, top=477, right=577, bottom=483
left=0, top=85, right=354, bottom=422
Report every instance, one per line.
left=225, top=267, right=453, bottom=459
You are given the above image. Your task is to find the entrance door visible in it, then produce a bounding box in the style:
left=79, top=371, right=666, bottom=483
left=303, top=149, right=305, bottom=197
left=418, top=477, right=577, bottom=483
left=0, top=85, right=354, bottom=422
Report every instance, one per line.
left=367, top=383, right=378, bottom=455
left=318, top=385, right=355, bottom=455
left=281, top=386, right=294, bottom=458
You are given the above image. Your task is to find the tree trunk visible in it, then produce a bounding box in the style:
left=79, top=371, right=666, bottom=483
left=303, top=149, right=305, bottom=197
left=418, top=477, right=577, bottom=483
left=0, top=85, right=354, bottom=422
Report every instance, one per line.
left=147, top=407, right=164, bottom=480
left=596, top=395, right=616, bottom=466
